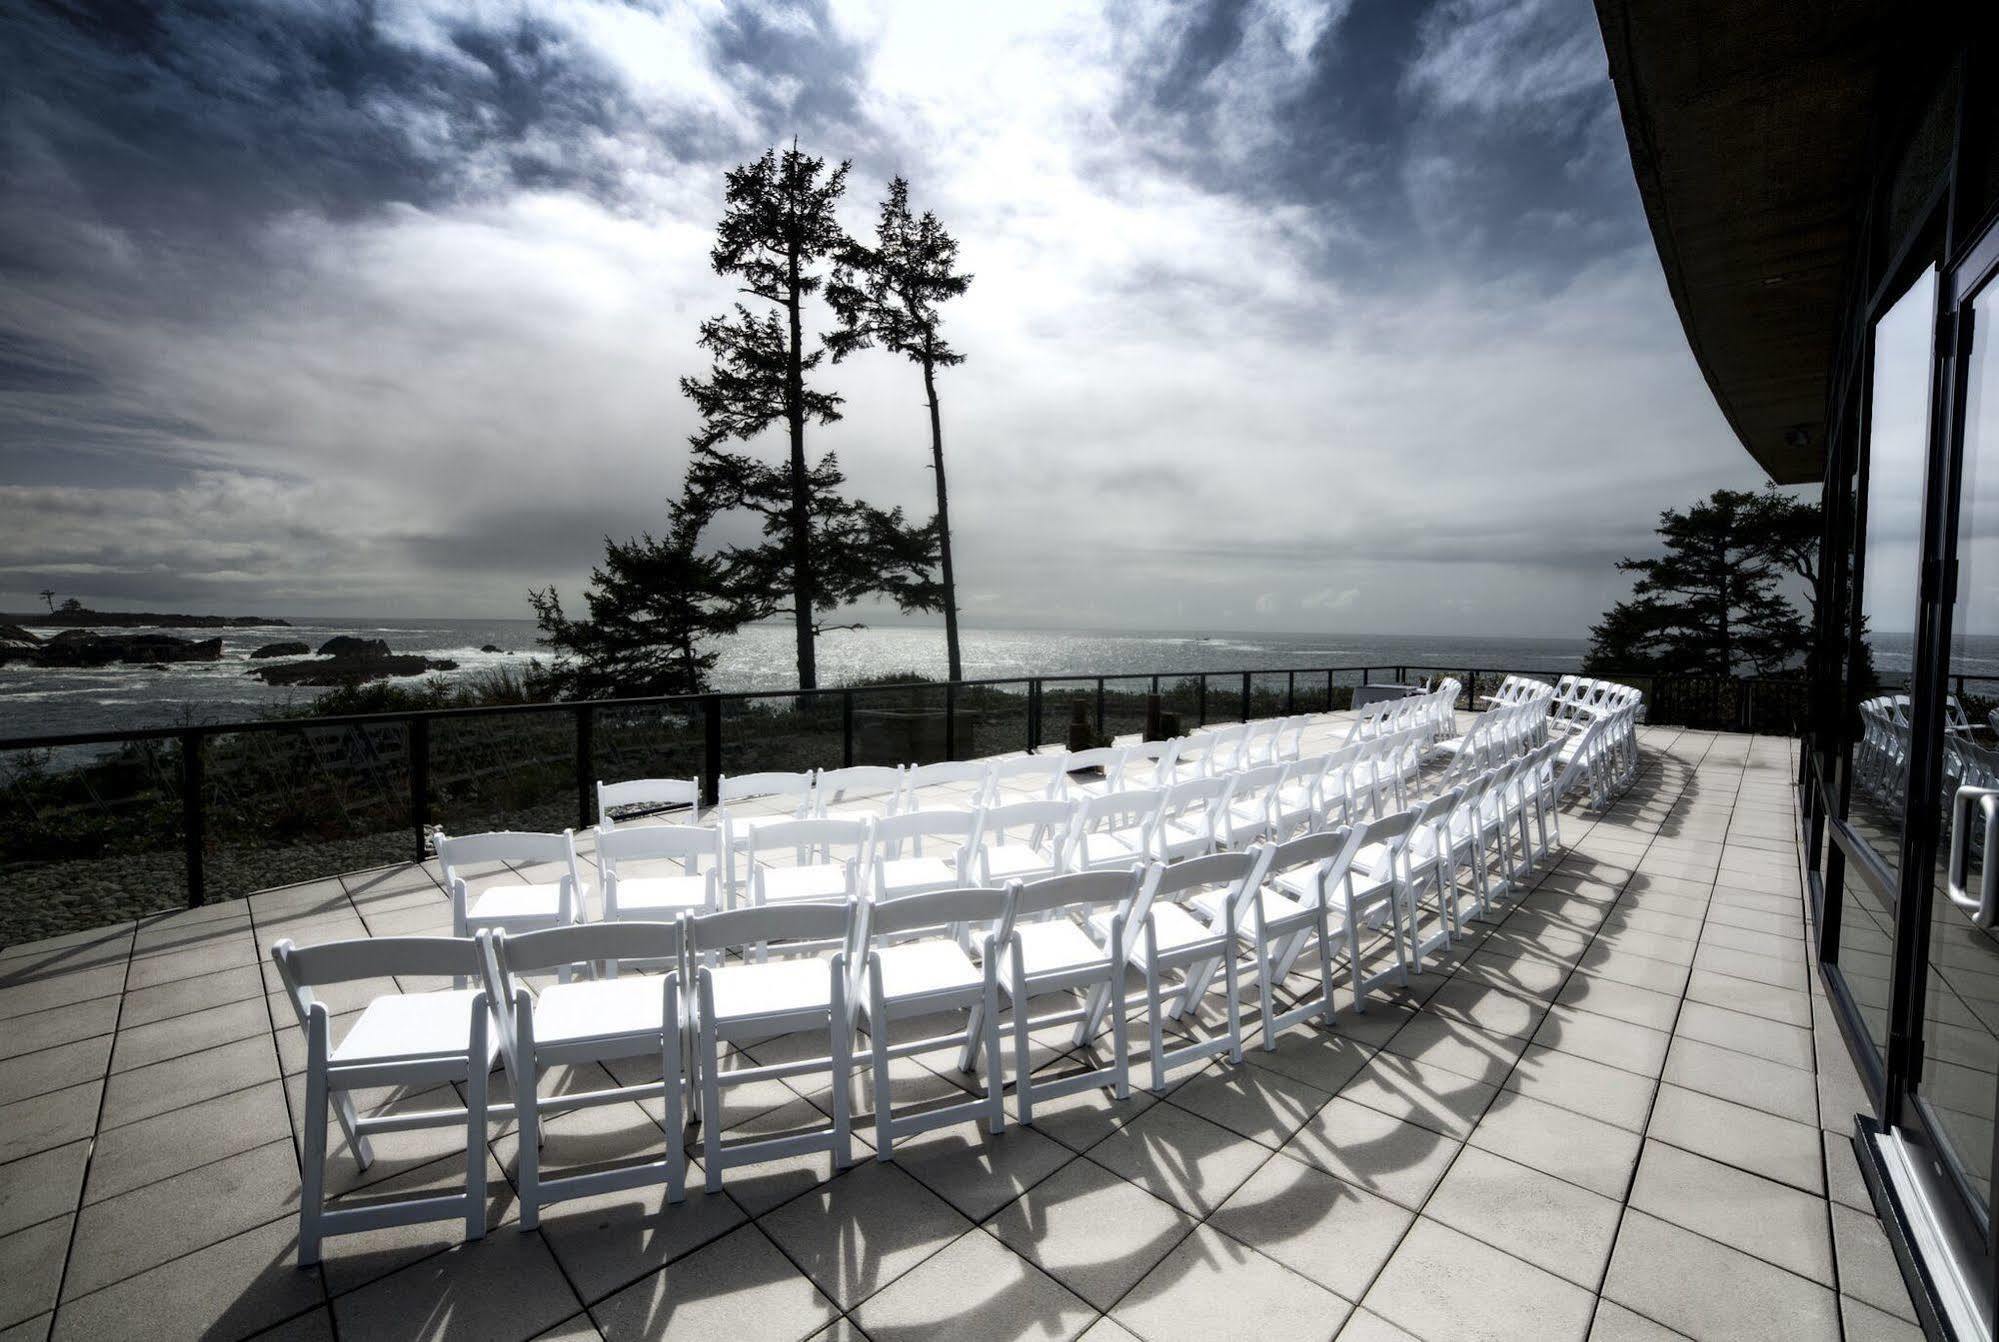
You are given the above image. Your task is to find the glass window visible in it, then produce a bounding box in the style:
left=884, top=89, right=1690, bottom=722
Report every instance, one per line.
left=1847, top=267, right=1939, bottom=875
left=1919, top=279, right=1999, bottom=1221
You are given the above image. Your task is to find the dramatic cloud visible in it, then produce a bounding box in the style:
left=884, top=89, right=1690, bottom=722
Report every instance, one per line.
left=0, top=0, right=1768, bottom=635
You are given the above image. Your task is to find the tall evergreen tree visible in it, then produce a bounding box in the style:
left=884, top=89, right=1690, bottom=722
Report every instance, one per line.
left=1584, top=488, right=1811, bottom=677
left=827, top=177, right=973, bottom=681
left=528, top=491, right=746, bottom=697
left=679, top=143, right=938, bottom=690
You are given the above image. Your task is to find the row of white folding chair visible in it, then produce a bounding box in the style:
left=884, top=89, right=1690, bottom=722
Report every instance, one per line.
left=1345, top=684, right=1453, bottom=746
left=1436, top=700, right=1549, bottom=786
left=1483, top=674, right=1551, bottom=707
left=1552, top=690, right=1643, bottom=808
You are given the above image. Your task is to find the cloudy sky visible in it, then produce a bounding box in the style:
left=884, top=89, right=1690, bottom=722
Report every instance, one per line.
left=0, top=0, right=1772, bottom=637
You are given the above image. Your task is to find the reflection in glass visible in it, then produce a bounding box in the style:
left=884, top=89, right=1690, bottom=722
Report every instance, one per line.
left=1922, top=280, right=1999, bottom=1216
left=1847, top=268, right=1938, bottom=876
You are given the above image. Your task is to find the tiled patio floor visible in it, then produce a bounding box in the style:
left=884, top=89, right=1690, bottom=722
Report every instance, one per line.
left=0, top=722, right=1923, bottom=1341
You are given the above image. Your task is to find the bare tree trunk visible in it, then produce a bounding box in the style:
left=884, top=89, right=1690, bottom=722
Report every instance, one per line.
left=785, top=242, right=816, bottom=690
left=921, top=357, right=961, bottom=683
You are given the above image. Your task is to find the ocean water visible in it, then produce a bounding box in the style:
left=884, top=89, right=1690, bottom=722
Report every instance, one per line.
left=0, top=617, right=1592, bottom=740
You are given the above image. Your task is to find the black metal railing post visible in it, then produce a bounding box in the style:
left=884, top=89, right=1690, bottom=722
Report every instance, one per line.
left=1286, top=671, right=1296, bottom=714
left=575, top=703, right=596, bottom=830
left=410, top=717, right=431, bottom=861
left=1095, top=678, right=1106, bottom=739
left=1326, top=669, right=1335, bottom=710
left=842, top=690, right=855, bottom=767
left=944, top=682, right=958, bottom=761
left=701, top=695, right=722, bottom=807
left=1240, top=671, right=1251, bottom=722
left=1197, top=675, right=1208, bottom=727
left=1362, top=666, right=1371, bottom=686
left=181, top=729, right=204, bottom=907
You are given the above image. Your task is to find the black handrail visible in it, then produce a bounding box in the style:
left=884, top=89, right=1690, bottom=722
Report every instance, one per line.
left=0, top=661, right=1814, bottom=919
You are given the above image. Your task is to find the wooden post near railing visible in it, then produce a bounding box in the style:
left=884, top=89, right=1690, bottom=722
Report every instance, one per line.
left=181, top=729, right=204, bottom=907
left=1240, top=671, right=1251, bottom=722
left=701, top=695, right=722, bottom=807
left=944, top=682, right=958, bottom=761
left=1196, top=675, right=1208, bottom=727
left=1094, top=678, right=1106, bottom=739
left=409, top=717, right=430, bottom=862
left=1285, top=671, right=1296, bottom=714
left=1027, top=679, right=1041, bottom=752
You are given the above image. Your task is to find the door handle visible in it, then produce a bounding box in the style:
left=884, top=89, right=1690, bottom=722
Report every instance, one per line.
left=1947, top=786, right=1999, bottom=927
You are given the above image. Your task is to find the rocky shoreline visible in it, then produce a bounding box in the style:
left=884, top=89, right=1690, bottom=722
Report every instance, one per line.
left=0, top=624, right=224, bottom=667
left=245, top=636, right=458, bottom=686
left=0, top=609, right=289, bottom=628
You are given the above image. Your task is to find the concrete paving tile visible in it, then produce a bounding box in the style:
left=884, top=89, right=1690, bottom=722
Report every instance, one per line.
left=1379, top=1014, right=1525, bottom=1086
left=1588, top=1300, right=1684, bottom=1339
left=1672, top=1000, right=1814, bottom=1070
left=0, top=966, right=126, bottom=1023
left=1552, top=974, right=1681, bottom=1032
left=1647, top=1084, right=1823, bottom=1194
left=1116, top=1224, right=1351, bottom=1342
left=49, top=1217, right=321, bottom=1342
left=1662, top=1036, right=1816, bottom=1124
left=987, top=1155, right=1195, bottom=1311
left=851, top=1227, right=1094, bottom=1342
left=314, top=1149, right=517, bottom=1299
left=0, top=1082, right=101, bottom=1165
left=1628, top=1140, right=1833, bottom=1284
left=1423, top=1145, right=1622, bottom=1289
left=109, top=997, right=271, bottom=1073
left=333, top=1223, right=582, bottom=1342
left=1336, top=1052, right=1498, bottom=1140
left=1163, top=1058, right=1331, bottom=1149
left=1278, top=1095, right=1462, bottom=1211
left=1362, top=1217, right=1595, bottom=1342
left=63, top=1140, right=297, bottom=1299
left=1243, top=1025, right=1378, bottom=1094
left=1502, top=1043, right=1657, bottom=1132
left=1335, top=1309, right=1423, bottom=1341
left=1208, top=1147, right=1414, bottom=1302
left=1420, top=979, right=1549, bottom=1040
left=1603, top=1210, right=1838, bottom=1342
left=0, top=1140, right=88, bottom=1238
left=0, top=1037, right=111, bottom=1108
left=589, top=1224, right=838, bottom=1342
left=758, top=1160, right=971, bottom=1311
left=1831, top=1202, right=1918, bottom=1324
left=0, top=1216, right=69, bottom=1330
left=534, top=1181, right=744, bottom=1308
left=1839, top=1294, right=1925, bottom=1341
left=1685, top=970, right=1811, bottom=1028
left=1468, top=1089, right=1641, bottom=1200
left=1530, top=1004, right=1670, bottom=1078
left=0, top=999, right=119, bottom=1064
left=98, top=1033, right=280, bottom=1130
left=84, top=1079, right=290, bottom=1205
left=1082, top=1098, right=1272, bottom=1217
left=879, top=1119, right=1073, bottom=1223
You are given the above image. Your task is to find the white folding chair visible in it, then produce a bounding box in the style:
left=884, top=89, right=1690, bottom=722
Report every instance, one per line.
left=1068, top=789, right=1164, bottom=872
left=596, top=777, right=701, bottom=829
left=1352, top=790, right=1460, bottom=965
left=1271, top=753, right=1331, bottom=838
left=989, top=870, right=1137, bottom=1123
left=1216, top=763, right=1287, bottom=849
left=899, top=760, right=993, bottom=812
left=716, top=770, right=816, bottom=903
left=596, top=823, right=723, bottom=929
left=1192, top=828, right=1356, bottom=1045
left=435, top=830, right=586, bottom=979
left=745, top=817, right=868, bottom=912
left=869, top=809, right=977, bottom=902
left=271, top=935, right=495, bottom=1265
left=857, top=886, right=1012, bottom=1158
left=482, top=922, right=686, bottom=1225
left=814, top=765, right=907, bottom=819
left=968, top=798, right=1078, bottom=885
left=1058, top=746, right=1129, bottom=799
left=1113, top=738, right=1181, bottom=791
left=1153, top=777, right=1232, bottom=861
left=1092, top=850, right=1273, bottom=1091
left=689, top=902, right=856, bottom=1190
left=982, top=753, right=1069, bottom=805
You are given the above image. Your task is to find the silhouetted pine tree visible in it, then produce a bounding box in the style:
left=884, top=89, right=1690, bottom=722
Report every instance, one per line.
left=529, top=491, right=745, bottom=697
left=680, top=143, right=939, bottom=690
left=1583, top=489, right=1810, bottom=677
left=827, top=177, right=973, bottom=681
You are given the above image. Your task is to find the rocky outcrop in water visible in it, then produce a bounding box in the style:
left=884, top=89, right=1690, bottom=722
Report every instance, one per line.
left=251, top=641, right=311, bottom=659
left=249, top=649, right=458, bottom=686
left=316, top=636, right=393, bottom=658
left=0, top=627, right=225, bottom=667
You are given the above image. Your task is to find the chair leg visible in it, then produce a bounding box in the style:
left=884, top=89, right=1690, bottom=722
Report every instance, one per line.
left=299, top=1063, right=329, bottom=1267
left=464, top=1045, right=488, bottom=1243
left=957, top=1001, right=984, bottom=1075
left=1222, top=949, right=1244, bottom=1064
left=513, top=1059, right=538, bottom=1230
left=1314, top=915, right=1338, bottom=1026
left=872, top=1028, right=894, bottom=1163
left=1147, top=968, right=1169, bottom=1094
left=983, top=978, right=1005, bottom=1136
left=829, top=1009, right=853, bottom=1172
left=664, top=1016, right=686, bottom=1204
left=332, top=1090, right=372, bottom=1170
left=1256, top=943, right=1278, bottom=1050
left=1013, top=989, right=1036, bottom=1125
left=1109, top=973, right=1130, bottom=1100
left=701, top=1021, right=724, bottom=1194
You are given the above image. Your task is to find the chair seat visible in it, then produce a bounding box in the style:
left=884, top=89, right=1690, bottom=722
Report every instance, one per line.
left=1007, top=920, right=1111, bottom=985
left=876, top=856, right=960, bottom=895
left=983, top=843, right=1059, bottom=881
left=467, top=883, right=573, bottom=923
left=759, top=864, right=852, bottom=903
left=534, top=976, right=670, bottom=1048
left=1156, top=819, right=1212, bottom=856
left=706, top=958, right=834, bottom=1023
left=869, top=939, right=984, bottom=1005
left=611, top=873, right=711, bottom=915
left=1091, top=904, right=1220, bottom=964
left=1077, top=828, right=1148, bottom=868
left=332, top=989, right=497, bottom=1067
left=1195, top=884, right=1303, bottom=933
